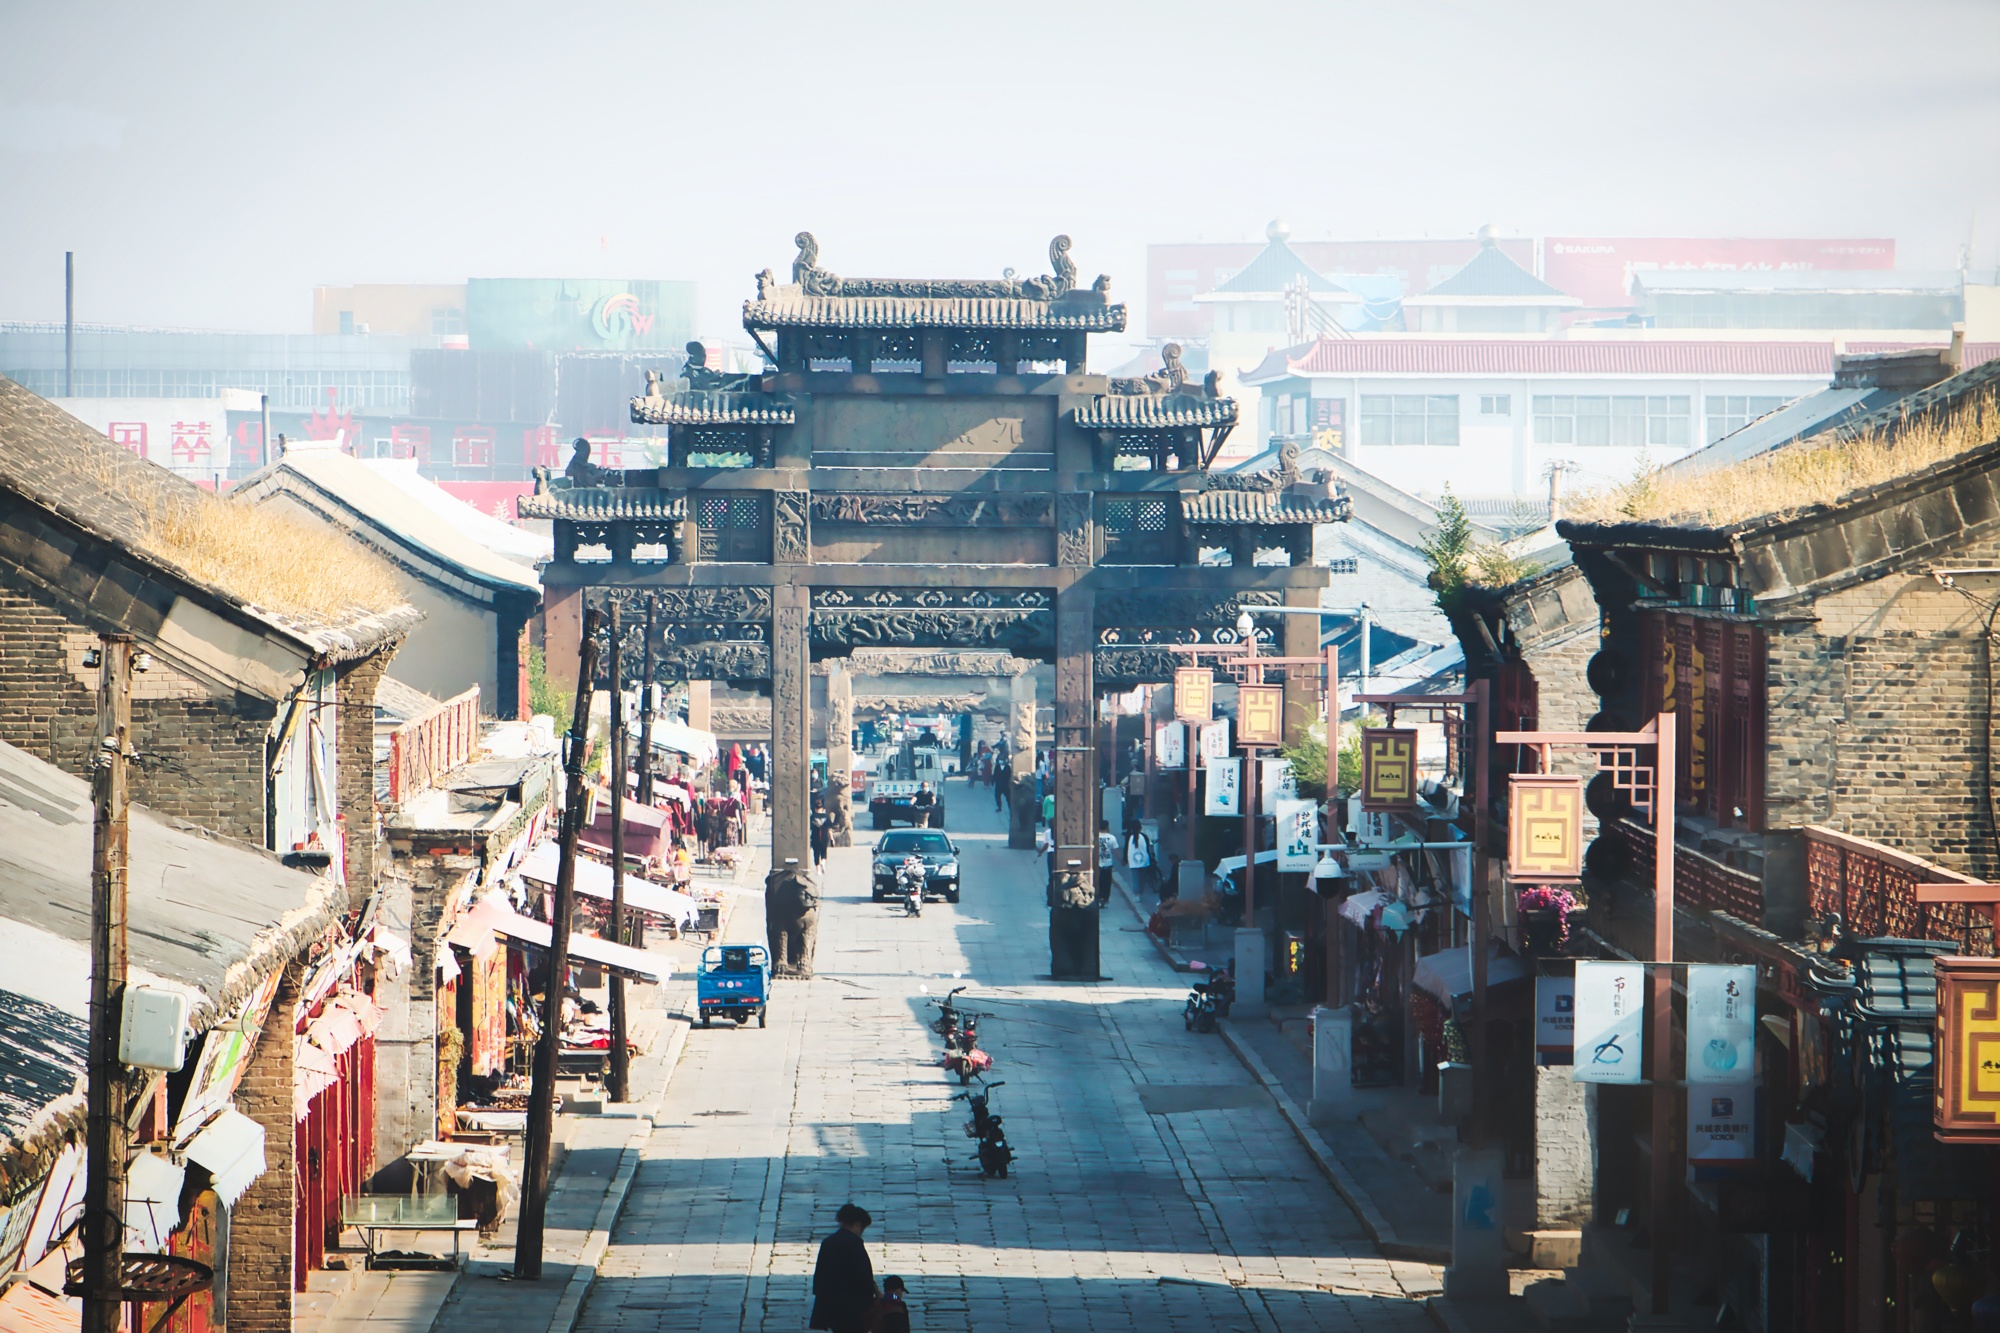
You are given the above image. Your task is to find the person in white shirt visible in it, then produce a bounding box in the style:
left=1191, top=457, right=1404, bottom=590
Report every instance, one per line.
left=1125, top=824, right=1155, bottom=898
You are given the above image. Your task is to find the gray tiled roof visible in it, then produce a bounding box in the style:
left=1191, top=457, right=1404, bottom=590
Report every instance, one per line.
left=1418, top=240, right=1569, bottom=299
left=517, top=487, right=688, bottom=522
left=630, top=390, right=795, bottom=427
left=1181, top=489, right=1349, bottom=525
left=742, top=290, right=1126, bottom=332
left=1072, top=396, right=1239, bottom=429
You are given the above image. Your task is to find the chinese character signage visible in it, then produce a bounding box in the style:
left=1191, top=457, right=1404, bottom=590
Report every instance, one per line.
left=1686, top=964, right=1756, bottom=1081
left=1360, top=728, right=1419, bottom=811
left=1688, top=1083, right=1756, bottom=1162
left=1204, top=759, right=1240, bottom=815
left=1260, top=758, right=1296, bottom=815
left=1237, top=685, right=1284, bottom=748
left=1935, top=956, right=2000, bottom=1143
left=1153, top=723, right=1185, bottom=769
left=1573, top=961, right=1645, bottom=1084
left=1197, top=720, right=1232, bottom=763
left=1536, top=975, right=1575, bottom=1060
left=1174, top=667, right=1214, bottom=723
left=1508, top=774, right=1584, bottom=880
left=1276, top=798, right=1318, bottom=872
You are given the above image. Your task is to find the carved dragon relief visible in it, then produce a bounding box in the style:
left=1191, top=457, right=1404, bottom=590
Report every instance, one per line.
left=587, top=587, right=774, bottom=623
left=1093, top=587, right=1284, bottom=626
left=810, top=608, right=1056, bottom=654
left=807, top=494, right=1054, bottom=527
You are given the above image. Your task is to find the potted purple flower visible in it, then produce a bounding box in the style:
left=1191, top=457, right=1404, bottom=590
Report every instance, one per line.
left=1517, top=886, right=1581, bottom=954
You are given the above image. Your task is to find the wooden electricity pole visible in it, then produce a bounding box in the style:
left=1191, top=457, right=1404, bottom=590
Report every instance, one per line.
left=83, top=634, right=134, bottom=1333
left=515, top=607, right=603, bottom=1280
left=636, top=595, right=657, bottom=805
left=607, top=602, right=630, bottom=1104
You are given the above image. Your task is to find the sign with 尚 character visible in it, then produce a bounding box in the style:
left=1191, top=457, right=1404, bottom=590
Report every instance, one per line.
left=1198, top=720, right=1232, bottom=763
left=1935, top=955, right=2000, bottom=1143
left=1573, top=961, right=1645, bottom=1084
left=1686, top=964, right=1756, bottom=1082
left=1276, top=797, right=1318, bottom=872
left=1237, top=685, right=1285, bottom=747
left=1204, top=759, right=1240, bottom=815
left=1360, top=728, right=1419, bottom=811
left=1174, top=667, right=1214, bottom=723
left=1507, top=774, right=1584, bottom=880
left=1154, top=722, right=1186, bottom=769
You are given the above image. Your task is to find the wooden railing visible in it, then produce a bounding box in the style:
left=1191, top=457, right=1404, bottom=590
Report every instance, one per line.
left=388, top=686, right=481, bottom=803
left=1804, top=824, right=1993, bottom=956
left=1614, top=817, right=1764, bottom=922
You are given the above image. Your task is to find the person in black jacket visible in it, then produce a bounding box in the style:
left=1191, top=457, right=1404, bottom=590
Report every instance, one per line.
left=809, top=1203, right=876, bottom=1333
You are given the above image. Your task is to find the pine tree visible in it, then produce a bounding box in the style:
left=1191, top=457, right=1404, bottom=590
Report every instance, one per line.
left=1419, top=484, right=1476, bottom=608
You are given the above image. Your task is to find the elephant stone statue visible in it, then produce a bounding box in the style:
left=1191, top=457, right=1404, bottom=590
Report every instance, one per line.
left=765, top=864, right=820, bottom=978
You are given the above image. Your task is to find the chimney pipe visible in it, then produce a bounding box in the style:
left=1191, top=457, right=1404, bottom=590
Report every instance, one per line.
left=1547, top=463, right=1566, bottom=527
left=1948, top=322, right=1966, bottom=376
left=63, top=252, right=74, bottom=398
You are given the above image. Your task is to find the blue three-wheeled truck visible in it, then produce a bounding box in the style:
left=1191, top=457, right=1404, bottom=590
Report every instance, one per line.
left=697, top=943, right=770, bottom=1028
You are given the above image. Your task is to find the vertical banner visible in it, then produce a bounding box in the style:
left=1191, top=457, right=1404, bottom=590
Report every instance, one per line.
left=1572, top=961, right=1645, bottom=1084
left=1198, top=720, right=1232, bottom=763
left=1536, top=974, right=1575, bottom=1061
left=1687, top=1082, right=1756, bottom=1162
left=1276, top=797, right=1318, bottom=871
left=1237, top=684, right=1285, bottom=747
left=1260, top=757, right=1296, bottom=815
left=1153, top=722, right=1186, bottom=769
left=1686, top=964, right=1756, bottom=1081
left=1174, top=667, right=1214, bottom=723
left=1204, top=759, right=1241, bottom=815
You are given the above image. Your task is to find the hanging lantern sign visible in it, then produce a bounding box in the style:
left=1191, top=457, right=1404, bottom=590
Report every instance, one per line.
left=1686, top=964, right=1756, bottom=1082
left=1360, top=727, right=1419, bottom=811
left=1204, top=759, right=1240, bottom=815
left=1237, top=685, right=1285, bottom=748
left=1174, top=667, right=1214, bottom=724
left=1198, top=720, right=1232, bottom=763
left=1935, top=955, right=2000, bottom=1143
left=1153, top=722, right=1186, bottom=769
left=1573, top=960, right=1645, bottom=1085
left=1507, top=774, right=1584, bottom=880
left=1276, top=798, right=1318, bottom=872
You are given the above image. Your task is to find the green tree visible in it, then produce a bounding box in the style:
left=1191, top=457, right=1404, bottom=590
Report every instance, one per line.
left=527, top=644, right=573, bottom=721
left=1419, top=484, right=1476, bottom=610
left=1281, top=722, right=1328, bottom=799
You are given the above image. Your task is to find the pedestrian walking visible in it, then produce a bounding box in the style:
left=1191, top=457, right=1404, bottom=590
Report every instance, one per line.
left=1041, top=791, right=1054, bottom=828
left=869, top=1276, right=912, bottom=1333
left=993, top=769, right=1007, bottom=812
left=810, top=794, right=832, bottom=868
left=1126, top=824, right=1155, bottom=897
left=810, top=1203, right=877, bottom=1333
left=1096, top=817, right=1118, bottom=906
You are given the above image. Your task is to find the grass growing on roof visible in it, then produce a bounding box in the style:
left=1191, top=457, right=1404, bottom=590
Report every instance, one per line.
left=142, top=488, right=404, bottom=620
left=1570, top=390, right=2000, bottom=529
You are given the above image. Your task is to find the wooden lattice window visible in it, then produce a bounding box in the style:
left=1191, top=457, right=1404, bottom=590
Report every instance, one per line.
left=696, top=493, right=771, bottom=563
left=1099, top=496, right=1175, bottom=564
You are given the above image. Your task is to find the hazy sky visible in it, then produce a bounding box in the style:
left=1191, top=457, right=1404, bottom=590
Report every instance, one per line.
left=3, top=0, right=1997, bottom=347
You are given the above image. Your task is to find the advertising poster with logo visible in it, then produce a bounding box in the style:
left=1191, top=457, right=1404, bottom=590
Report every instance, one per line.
left=1198, top=721, right=1232, bottom=763
left=1204, top=759, right=1240, bottom=815
left=1573, top=961, right=1645, bottom=1084
left=1276, top=797, right=1318, bottom=871
left=1688, top=1082, right=1757, bottom=1162
left=1261, top=758, right=1296, bottom=815
left=1536, top=974, right=1575, bottom=1061
left=1153, top=722, right=1186, bottom=769
left=1686, top=964, right=1756, bottom=1082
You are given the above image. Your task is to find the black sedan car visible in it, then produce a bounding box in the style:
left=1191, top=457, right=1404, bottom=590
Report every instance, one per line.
left=871, top=829, right=962, bottom=903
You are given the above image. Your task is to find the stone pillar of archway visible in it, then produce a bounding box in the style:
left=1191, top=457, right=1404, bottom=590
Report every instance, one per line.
left=1007, top=671, right=1038, bottom=850
left=771, top=586, right=812, bottom=873
left=825, top=662, right=854, bottom=846
left=1049, top=582, right=1101, bottom=979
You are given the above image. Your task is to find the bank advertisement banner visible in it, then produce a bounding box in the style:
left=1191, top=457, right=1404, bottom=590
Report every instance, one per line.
left=1573, top=961, right=1645, bottom=1084
left=1688, top=1082, right=1756, bottom=1162
left=1204, top=759, right=1240, bottom=815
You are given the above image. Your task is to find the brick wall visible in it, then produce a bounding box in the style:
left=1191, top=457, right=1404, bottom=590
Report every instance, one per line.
left=336, top=647, right=396, bottom=904
left=227, top=959, right=299, bottom=1333
left=1534, top=1066, right=1595, bottom=1228
left=0, top=564, right=274, bottom=842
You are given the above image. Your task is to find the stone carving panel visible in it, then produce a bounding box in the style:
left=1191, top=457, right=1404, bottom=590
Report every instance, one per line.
left=772, top=490, right=809, bottom=564
left=808, top=494, right=1054, bottom=527
left=654, top=642, right=772, bottom=681
left=1056, top=492, right=1093, bottom=567
left=813, top=588, right=1049, bottom=609
left=812, top=608, right=1055, bottom=654
left=1093, top=646, right=1189, bottom=685
left=833, top=649, right=1031, bottom=677
left=1094, top=587, right=1282, bottom=628
left=591, top=587, right=773, bottom=622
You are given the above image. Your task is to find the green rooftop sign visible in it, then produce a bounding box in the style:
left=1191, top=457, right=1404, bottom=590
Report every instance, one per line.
left=466, top=278, right=697, bottom=352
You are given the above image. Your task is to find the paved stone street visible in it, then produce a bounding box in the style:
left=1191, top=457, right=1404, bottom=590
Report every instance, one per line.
left=578, top=787, right=1438, bottom=1332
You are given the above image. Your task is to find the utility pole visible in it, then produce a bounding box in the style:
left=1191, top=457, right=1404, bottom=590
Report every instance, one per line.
left=607, top=602, right=630, bottom=1104
left=515, top=608, right=603, bottom=1280
left=64, top=252, right=75, bottom=398
left=82, top=634, right=133, bottom=1332
left=636, top=595, right=657, bottom=805
left=1240, top=615, right=1260, bottom=927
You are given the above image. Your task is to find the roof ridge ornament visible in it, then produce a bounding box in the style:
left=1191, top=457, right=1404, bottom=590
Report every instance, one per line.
left=775, top=231, right=1103, bottom=304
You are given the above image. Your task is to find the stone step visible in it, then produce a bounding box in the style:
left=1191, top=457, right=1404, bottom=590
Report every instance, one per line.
left=1524, top=1278, right=1591, bottom=1333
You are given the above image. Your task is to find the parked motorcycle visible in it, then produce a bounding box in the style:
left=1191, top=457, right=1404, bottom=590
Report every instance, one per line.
left=1183, top=964, right=1234, bottom=1033
left=897, top=855, right=925, bottom=916
left=953, top=1082, right=1014, bottom=1178
left=929, top=985, right=969, bottom=1040
left=941, top=1011, right=994, bottom=1084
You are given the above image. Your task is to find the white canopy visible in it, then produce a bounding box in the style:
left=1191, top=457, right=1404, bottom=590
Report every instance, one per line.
left=516, top=841, right=703, bottom=923
left=476, top=904, right=669, bottom=983
left=1411, top=944, right=1529, bottom=1005
left=650, top=720, right=718, bottom=767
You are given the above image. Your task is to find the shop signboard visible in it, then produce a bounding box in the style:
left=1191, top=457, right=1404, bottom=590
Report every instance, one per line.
left=1237, top=685, right=1284, bottom=747
left=1204, top=759, right=1240, bottom=815
left=1360, top=728, right=1419, bottom=811
left=1507, top=774, right=1584, bottom=880
left=1261, top=757, right=1295, bottom=815
left=1276, top=797, right=1317, bottom=871
left=1688, top=1082, right=1757, bottom=1162
left=1934, top=955, right=2000, bottom=1143
left=1198, top=720, right=1232, bottom=763
left=465, top=277, right=697, bottom=352
left=1536, top=974, right=1575, bottom=1060
left=1153, top=722, right=1186, bottom=769
left=1686, top=964, right=1756, bottom=1082
left=1573, top=961, right=1645, bottom=1084
left=1174, top=667, right=1214, bottom=723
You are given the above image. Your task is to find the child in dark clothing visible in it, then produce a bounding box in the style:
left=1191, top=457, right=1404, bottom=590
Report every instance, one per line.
left=869, top=1275, right=911, bottom=1333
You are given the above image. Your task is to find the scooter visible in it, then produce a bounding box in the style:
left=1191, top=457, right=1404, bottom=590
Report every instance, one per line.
left=952, top=1082, right=1014, bottom=1178
left=941, top=1011, right=994, bottom=1084
left=897, top=857, right=925, bottom=917
left=953, top=1080, right=1004, bottom=1138
left=1182, top=965, right=1234, bottom=1033
left=930, top=985, right=968, bottom=1040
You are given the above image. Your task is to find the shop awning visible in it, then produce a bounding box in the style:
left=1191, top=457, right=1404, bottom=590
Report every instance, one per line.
left=516, top=842, right=703, bottom=923
left=481, top=907, right=669, bottom=983
left=1338, top=889, right=1388, bottom=927
left=1214, top=850, right=1281, bottom=875
left=650, top=720, right=718, bottom=766
left=1411, top=944, right=1530, bottom=1006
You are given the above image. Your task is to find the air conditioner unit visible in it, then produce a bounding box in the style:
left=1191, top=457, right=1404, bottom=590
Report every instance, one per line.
left=120, top=986, right=190, bottom=1072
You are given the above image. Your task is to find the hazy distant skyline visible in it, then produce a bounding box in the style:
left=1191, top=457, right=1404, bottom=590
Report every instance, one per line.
left=2, top=0, right=1996, bottom=350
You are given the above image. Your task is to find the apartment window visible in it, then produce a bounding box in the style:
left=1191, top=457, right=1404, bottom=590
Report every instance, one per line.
left=1533, top=395, right=1690, bottom=448
left=431, top=307, right=466, bottom=336
left=1705, top=395, right=1789, bottom=444
left=1359, top=395, right=1460, bottom=446
left=1479, top=394, right=1510, bottom=417
left=338, top=311, right=355, bottom=335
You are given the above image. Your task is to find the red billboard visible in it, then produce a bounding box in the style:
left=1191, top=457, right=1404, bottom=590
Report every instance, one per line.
left=1541, top=237, right=1897, bottom=311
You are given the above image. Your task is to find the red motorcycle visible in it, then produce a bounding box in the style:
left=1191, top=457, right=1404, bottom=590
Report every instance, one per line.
left=939, top=1011, right=994, bottom=1084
